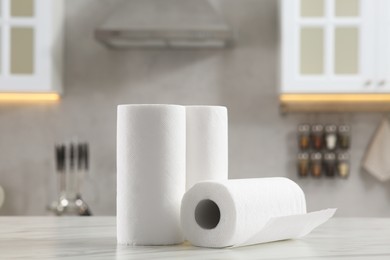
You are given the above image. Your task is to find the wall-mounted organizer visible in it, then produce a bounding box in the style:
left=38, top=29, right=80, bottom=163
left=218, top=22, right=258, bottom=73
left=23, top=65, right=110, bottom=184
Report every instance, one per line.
left=297, top=124, right=350, bottom=178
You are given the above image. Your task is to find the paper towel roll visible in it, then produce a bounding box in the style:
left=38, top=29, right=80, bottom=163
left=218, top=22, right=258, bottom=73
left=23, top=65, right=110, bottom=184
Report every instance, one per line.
left=186, top=106, right=228, bottom=190
left=117, top=104, right=186, bottom=245
left=181, top=178, right=336, bottom=248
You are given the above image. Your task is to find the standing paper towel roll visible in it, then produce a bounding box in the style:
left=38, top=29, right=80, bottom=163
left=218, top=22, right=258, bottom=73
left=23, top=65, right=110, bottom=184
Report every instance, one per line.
left=181, top=178, right=336, bottom=248
left=186, top=106, right=228, bottom=190
left=117, top=104, right=186, bottom=245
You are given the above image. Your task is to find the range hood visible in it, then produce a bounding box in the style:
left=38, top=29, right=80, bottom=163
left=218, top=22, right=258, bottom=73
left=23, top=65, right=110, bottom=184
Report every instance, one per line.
left=95, top=0, right=233, bottom=49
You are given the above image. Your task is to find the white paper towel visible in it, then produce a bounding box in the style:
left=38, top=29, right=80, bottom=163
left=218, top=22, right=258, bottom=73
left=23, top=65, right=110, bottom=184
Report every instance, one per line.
left=181, top=178, right=336, bottom=248
left=186, top=106, right=228, bottom=190
left=117, top=104, right=186, bottom=245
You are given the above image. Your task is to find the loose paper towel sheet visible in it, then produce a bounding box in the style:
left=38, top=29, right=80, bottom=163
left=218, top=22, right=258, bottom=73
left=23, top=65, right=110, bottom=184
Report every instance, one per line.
left=186, top=106, right=228, bottom=190
left=181, top=178, right=336, bottom=248
left=236, top=208, right=336, bottom=247
left=117, top=104, right=186, bottom=245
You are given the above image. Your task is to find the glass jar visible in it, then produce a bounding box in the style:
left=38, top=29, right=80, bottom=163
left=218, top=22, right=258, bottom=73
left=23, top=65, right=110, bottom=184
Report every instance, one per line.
left=323, top=152, right=336, bottom=177
left=337, top=152, right=350, bottom=178
left=310, top=152, right=323, bottom=177
left=298, top=124, right=311, bottom=150
left=297, top=152, right=310, bottom=177
left=338, top=125, right=351, bottom=150
left=325, top=125, right=338, bottom=151
left=311, top=124, right=324, bottom=150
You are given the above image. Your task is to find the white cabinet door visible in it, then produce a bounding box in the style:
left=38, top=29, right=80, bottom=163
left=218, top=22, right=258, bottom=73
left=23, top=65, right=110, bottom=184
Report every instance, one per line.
left=373, top=0, right=390, bottom=93
left=0, top=0, right=63, bottom=93
left=281, top=0, right=375, bottom=93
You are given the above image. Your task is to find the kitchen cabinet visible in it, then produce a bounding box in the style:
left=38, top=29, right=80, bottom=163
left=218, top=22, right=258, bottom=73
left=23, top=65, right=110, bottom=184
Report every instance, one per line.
left=281, top=0, right=381, bottom=94
left=0, top=0, right=64, bottom=94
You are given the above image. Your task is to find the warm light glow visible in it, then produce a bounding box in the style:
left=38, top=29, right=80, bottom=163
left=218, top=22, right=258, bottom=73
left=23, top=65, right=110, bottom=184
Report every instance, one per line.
left=280, top=94, right=390, bottom=103
left=0, top=93, right=60, bottom=102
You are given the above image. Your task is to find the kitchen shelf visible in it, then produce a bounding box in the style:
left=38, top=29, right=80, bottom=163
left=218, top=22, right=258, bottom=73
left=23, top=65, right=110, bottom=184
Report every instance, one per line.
left=280, top=94, right=390, bottom=113
left=0, top=92, right=60, bottom=103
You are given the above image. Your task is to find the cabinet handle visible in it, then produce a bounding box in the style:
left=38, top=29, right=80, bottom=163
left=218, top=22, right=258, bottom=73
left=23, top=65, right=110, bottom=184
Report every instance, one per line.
left=364, top=80, right=372, bottom=87
left=378, top=80, right=386, bottom=87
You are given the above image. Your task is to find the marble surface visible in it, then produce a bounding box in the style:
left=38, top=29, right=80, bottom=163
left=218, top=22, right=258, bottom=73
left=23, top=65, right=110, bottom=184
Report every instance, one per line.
left=0, top=217, right=389, bottom=259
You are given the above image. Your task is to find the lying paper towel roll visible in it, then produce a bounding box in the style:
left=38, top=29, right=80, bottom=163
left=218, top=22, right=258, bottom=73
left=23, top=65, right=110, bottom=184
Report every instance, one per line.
left=186, top=106, right=228, bottom=190
left=181, top=178, right=336, bottom=248
left=117, top=104, right=186, bottom=245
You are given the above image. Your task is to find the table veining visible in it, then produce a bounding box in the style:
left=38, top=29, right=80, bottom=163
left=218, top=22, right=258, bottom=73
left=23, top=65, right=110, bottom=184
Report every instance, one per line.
left=0, top=217, right=389, bottom=259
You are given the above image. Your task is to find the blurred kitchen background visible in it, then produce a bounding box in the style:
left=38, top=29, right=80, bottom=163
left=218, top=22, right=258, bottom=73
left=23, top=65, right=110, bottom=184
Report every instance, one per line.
left=0, top=0, right=389, bottom=217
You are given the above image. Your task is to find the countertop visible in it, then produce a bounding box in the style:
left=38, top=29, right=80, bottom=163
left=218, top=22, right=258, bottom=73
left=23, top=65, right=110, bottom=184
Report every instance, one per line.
left=0, top=217, right=389, bottom=259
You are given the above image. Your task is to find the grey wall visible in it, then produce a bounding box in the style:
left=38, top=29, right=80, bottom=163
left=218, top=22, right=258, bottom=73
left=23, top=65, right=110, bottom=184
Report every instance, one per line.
left=0, top=0, right=389, bottom=216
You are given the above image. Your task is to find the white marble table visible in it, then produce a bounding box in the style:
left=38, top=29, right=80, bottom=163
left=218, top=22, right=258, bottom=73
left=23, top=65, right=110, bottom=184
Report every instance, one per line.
left=0, top=217, right=389, bottom=259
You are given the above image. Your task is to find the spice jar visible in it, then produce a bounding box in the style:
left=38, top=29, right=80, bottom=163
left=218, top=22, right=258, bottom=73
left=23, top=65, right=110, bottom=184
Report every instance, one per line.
left=337, top=152, right=350, bottom=178
left=310, top=152, right=322, bottom=178
left=311, top=124, right=324, bottom=150
left=323, top=152, right=336, bottom=177
left=338, top=125, right=351, bottom=150
left=297, top=152, right=310, bottom=177
left=325, top=125, right=337, bottom=151
left=298, top=124, right=310, bottom=150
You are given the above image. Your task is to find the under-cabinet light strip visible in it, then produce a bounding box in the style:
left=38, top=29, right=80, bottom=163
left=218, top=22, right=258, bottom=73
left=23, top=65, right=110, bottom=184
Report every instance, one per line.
left=0, top=93, right=60, bottom=102
left=280, top=94, right=390, bottom=103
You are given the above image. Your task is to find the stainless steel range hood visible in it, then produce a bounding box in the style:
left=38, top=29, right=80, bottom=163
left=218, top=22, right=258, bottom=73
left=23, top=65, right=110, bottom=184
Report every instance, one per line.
left=95, top=0, right=233, bottom=49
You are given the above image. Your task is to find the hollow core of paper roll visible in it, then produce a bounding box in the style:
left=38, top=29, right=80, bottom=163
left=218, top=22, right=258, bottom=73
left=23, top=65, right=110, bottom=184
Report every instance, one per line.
left=195, top=199, right=221, bottom=229
left=117, top=104, right=186, bottom=245
left=186, top=106, right=228, bottom=190
left=181, top=181, right=237, bottom=247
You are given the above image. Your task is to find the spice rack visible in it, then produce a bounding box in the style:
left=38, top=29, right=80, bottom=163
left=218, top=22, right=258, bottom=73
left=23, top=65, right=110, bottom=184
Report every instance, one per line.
left=297, top=124, right=350, bottom=178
